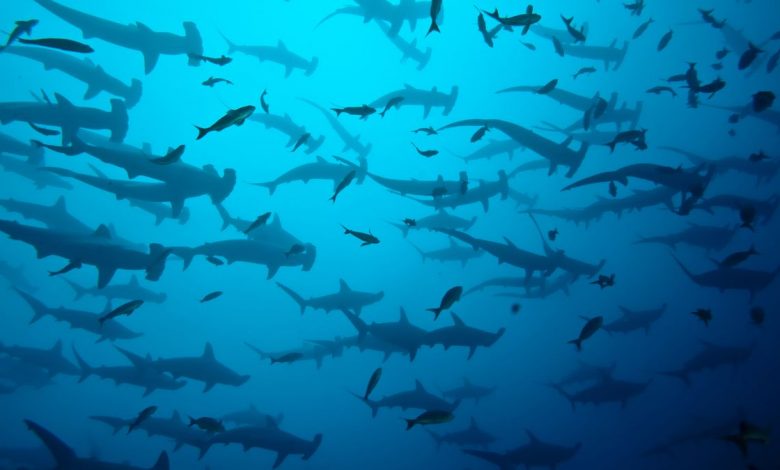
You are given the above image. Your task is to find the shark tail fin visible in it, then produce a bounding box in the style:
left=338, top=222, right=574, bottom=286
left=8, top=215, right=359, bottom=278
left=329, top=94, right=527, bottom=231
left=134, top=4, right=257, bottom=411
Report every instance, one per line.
left=409, top=242, right=427, bottom=262
left=23, top=420, right=77, bottom=466
left=195, top=126, right=209, bottom=140
left=548, top=383, right=576, bottom=410
left=659, top=370, right=690, bottom=386
left=276, top=282, right=307, bottom=314
left=14, top=288, right=49, bottom=323
left=219, top=30, right=237, bottom=54
left=252, top=180, right=277, bottom=195
left=61, top=278, right=87, bottom=300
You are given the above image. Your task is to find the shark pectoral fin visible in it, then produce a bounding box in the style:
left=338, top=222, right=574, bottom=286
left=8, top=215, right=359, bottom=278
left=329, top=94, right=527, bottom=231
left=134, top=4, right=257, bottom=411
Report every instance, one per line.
left=83, top=84, right=101, bottom=100
left=170, top=199, right=184, bottom=218
left=423, top=105, right=431, bottom=119
left=143, top=387, right=154, bottom=397
left=267, top=264, right=280, bottom=279
left=273, top=453, right=288, bottom=469
left=284, top=66, right=293, bottom=78
left=203, top=382, right=215, bottom=393
left=97, top=266, right=118, bottom=289
left=142, top=50, right=160, bottom=75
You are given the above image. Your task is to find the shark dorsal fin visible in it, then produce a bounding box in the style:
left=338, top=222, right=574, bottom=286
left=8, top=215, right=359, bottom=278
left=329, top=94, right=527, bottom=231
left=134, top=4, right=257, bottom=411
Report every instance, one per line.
left=436, top=174, right=444, bottom=183
left=53, top=196, right=66, bottom=210
left=129, top=275, right=139, bottom=287
left=315, top=156, right=326, bottom=163
left=451, top=313, right=465, bottom=327
left=136, top=21, right=152, bottom=32
left=171, top=410, right=181, bottom=422
left=51, top=340, right=63, bottom=353
left=54, top=93, right=72, bottom=107
left=526, top=430, right=540, bottom=444
left=93, top=224, right=112, bottom=239
left=448, top=237, right=456, bottom=248
left=278, top=40, right=287, bottom=50
left=339, top=279, right=351, bottom=292
left=503, top=237, right=516, bottom=248
left=399, top=307, right=409, bottom=324
left=415, top=379, right=425, bottom=391
left=202, top=343, right=215, bottom=360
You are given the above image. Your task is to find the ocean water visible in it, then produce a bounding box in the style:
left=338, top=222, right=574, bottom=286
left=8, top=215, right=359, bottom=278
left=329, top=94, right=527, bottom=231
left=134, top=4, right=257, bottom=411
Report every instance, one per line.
left=0, top=1, right=779, bottom=469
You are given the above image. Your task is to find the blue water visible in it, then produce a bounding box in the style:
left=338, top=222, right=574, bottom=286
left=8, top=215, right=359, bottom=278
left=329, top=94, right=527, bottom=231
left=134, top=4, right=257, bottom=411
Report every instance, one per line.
left=1, top=1, right=779, bottom=469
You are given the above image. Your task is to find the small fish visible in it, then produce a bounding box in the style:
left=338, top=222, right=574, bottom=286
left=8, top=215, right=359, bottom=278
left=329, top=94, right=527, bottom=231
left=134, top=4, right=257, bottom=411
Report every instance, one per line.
left=561, top=16, right=586, bottom=43
left=657, top=30, right=673, bottom=51
left=260, top=89, right=270, bottom=113
left=521, top=42, right=536, bottom=51
left=568, top=316, right=603, bottom=351
left=330, top=170, right=356, bottom=203
left=98, top=300, right=144, bottom=326
left=195, top=105, right=255, bottom=140
left=427, top=0, right=442, bottom=36
left=364, top=367, right=382, bottom=400
left=427, top=286, right=463, bottom=320
left=716, top=245, right=758, bottom=268
left=189, top=417, right=225, bottom=433
left=752, top=91, right=775, bottom=113
left=27, top=122, right=60, bottom=136
left=711, top=62, right=723, bottom=71
left=271, top=352, right=303, bottom=364
left=188, top=53, right=232, bottom=66
left=624, top=0, right=645, bottom=16
left=632, top=17, right=653, bottom=39
left=722, top=421, right=770, bottom=457
left=206, top=256, right=224, bottom=266
left=738, top=43, right=763, bottom=70
left=646, top=86, right=677, bottom=97
left=536, top=79, right=558, bottom=95
left=380, top=96, right=404, bottom=118
left=291, top=133, right=310, bottom=152
left=728, top=113, right=741, bottom=124
left=552, top=36, right=565, bottom=57
left=477, top=13, right=494, bottom=48
left=149, top=145, right=185, bottom=165
left=18, top=37, right=93, bottom=53
left=750, top=307, right=765, bottom=326
left=403, top=218, right=417, bottom=227
left=244, top=212, right=272, bottom=234
left=332, top=104, right=375, bottom=119
left=48, top=260, right=81, bottom=276
left=697, top=78, right=726, bottom=98
left=285, top=244, right=305, bottom=258
left=431, top=186, right=448, bottom=198
left=2, top=19, right=38, bottom=48
left=341, top=225, right=380, bottom=246
left=405, top=410, right=453, bottom=430
left=591, top=274, right=615, bottom=289
left=573, top=67, right=596, bottom=79
left=748, top=151, right=768, bottom=162
left=413, top=126, right=438, bottom=135
left=548, top=228, right=558, bottom=241
left=128, top=406, right=157, bottom=434
left=412, top=143, right=439, bottom=158
left=691, top=308, right=712, bottom=326
left=200, top=291, right=223, bottom=303
left=511, top=303, right=521, bottom=314
left=715, top=47, right=730, bottom=60
left=470, top=125, right=490, bottom=143
left=202, top=77, right=232, bottom=87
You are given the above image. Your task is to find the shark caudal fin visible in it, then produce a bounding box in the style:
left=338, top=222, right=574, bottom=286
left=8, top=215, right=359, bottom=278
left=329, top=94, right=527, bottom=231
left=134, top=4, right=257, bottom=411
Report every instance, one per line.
left=13, top=288, right=50, bottom=323
left=276, top=282, right=307, bottom=314
left=145, top=243, right=170, bottom=282
left=149, top=451, right=170, bottom=470
left=303, top=433, right=323, bottom=460
left=23, top=420, right=77, bottom=466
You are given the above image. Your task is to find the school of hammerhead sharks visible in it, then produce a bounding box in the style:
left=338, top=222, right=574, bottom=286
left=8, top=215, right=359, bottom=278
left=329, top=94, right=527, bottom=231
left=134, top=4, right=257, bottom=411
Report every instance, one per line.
left=0, top=0, right=779, bottom=469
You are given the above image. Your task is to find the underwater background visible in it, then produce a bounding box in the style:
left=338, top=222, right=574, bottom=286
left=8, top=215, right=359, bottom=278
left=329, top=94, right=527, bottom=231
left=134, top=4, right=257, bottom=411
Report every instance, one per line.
left=0, top=0, right=779, bottom=469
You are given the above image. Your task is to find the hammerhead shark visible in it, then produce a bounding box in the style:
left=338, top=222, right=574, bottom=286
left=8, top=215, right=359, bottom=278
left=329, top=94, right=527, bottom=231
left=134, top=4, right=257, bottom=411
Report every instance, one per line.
left=34, top=0, right=203, bottom=74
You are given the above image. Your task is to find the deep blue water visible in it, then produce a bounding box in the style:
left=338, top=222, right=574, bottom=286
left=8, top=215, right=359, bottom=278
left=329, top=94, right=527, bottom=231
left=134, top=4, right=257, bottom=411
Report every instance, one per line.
left=1, top=1, right=779, bottom=469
